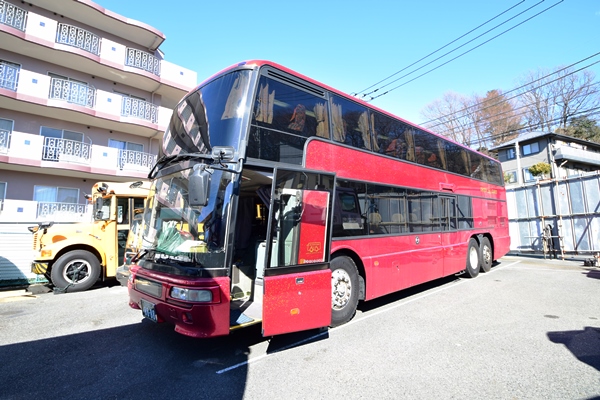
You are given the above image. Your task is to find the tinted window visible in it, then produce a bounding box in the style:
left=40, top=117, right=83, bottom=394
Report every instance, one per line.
left=331, top=95, right=371, bottom=150
left=248, top=75, right=327, bottom=164
left=457, top=195, right=473, bottom=229
left=372, top=112, right=411, bottom=160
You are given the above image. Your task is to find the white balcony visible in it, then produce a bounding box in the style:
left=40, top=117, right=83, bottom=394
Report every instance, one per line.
left=0, top=67, right=173, bottom=137
left=0, top=198, right=91, bottom=223
left=1, top=131, right=158, bottom=177
left=0, top=2, right=196, bottom=104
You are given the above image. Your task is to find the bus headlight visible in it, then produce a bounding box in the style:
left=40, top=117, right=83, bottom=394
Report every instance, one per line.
left=170, top=287, right=212, bottom=302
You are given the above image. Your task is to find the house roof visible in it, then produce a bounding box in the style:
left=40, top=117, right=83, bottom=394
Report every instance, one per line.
left=491, top=131, right=600, bottom=150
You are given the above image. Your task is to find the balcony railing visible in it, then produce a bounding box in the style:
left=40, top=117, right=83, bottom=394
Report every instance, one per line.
left=37, top=201, right=89, bottom=219
left=55, top=22, right=101, bottom=56
left=0, top=129, right=9, bottom=154
left=125, top=47, right=160, bottom=76
left=121, top=97, right=158, bottom=123
left=119, top=149, right=157, bottom=170
left=42, top=137, right=91, bottom=163
left=0, top=60, right=19, bottom=91
left=0, top=0, right=27, bottom=31
left=49, top=77, right=96, bottom=108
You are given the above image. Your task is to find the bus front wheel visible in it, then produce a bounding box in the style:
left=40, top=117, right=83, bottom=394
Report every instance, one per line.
left=50, top=250, right=101, bottom=292
left=465, top=238, right=481, bottom=278
left=330, top=256, right=359, bottom=327
left=480, top=237, right=492, bottom=273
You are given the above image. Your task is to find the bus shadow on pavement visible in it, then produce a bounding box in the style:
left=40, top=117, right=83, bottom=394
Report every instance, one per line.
left=357, top=274, right=460, bottom=315
left=0, top=321, right=265, bottom=398
left=547, top=327, right=600, bottom=372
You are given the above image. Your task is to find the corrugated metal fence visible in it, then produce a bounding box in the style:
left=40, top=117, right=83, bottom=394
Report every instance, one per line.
left=506, top=172, right=600, bottom=258
left=0, top=223, right=44, bottom=287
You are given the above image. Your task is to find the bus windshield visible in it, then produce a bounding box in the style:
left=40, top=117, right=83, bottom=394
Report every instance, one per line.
left=162, top=70, right=252, bottom=157
left=140, top=166, right=235, bottom=275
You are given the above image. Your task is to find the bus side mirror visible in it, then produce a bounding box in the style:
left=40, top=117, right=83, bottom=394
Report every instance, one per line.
left=189, top=165, right=211, bottom=207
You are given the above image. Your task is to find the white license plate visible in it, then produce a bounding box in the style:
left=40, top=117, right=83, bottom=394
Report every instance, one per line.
left=140, top=298, right=157, bottom=323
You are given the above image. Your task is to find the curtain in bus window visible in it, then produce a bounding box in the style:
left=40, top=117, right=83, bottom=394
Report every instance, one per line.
left=221, top=72, right=250, bottom=119
left=314, top=102, right=329, bottom=138
left=255, top=83, right=274, bottom=123
left=437, top=140, right=447, bottom=170
left=358, top=111, right=371, bottom=150
left=370, top=113, right=379, bottom=152
left=461, top=150, right=471, bottom=176
left=331, top=102, right=344, bottom=142
left=405, top=128, right=415, bottom=162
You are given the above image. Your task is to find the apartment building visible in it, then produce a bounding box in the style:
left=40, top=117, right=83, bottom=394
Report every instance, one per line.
left=0, top=0, right=196, bottom=286
left=0, top=0, right=196, bottom=222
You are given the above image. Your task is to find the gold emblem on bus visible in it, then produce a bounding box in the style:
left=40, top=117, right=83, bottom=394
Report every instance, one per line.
left=306, top=242, right=322, bottom=253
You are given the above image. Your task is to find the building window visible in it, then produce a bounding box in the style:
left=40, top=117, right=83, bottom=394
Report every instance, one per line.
left=0, top=181, right=6, bottom=201
left=109, top=139, right=145, bottom=169
left=506, top=148, right=516, bottom=160
left=523, top=168, right=535, bottom=182
left=0, top=59, right=20, bottom=91
left=33, top=186, right=79, bottom=204
left=505, top=170, right=517, bottom=184
left=0, top=118, right=13, bottom=153
left=40, top=126, right=87, bottom=161
left=48, top=73, right=95, bottom=108
left=522, top=142, right=540, bottom=156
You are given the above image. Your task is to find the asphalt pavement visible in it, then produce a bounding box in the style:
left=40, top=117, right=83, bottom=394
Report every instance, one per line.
left=0, top=255, right=598, bottom=400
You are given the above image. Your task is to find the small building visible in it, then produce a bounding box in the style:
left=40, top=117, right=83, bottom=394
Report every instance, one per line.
left=492, top=131, right=600, bottom=186
left=491, top=132, right=600, bottom=258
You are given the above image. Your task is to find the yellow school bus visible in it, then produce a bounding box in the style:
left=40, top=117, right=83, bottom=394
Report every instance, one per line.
left=29, top=181, right=150, bottom=292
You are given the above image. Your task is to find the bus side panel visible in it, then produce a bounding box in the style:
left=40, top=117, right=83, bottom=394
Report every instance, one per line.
left=332, top=234, right=443, bottom=301
left=263, top=269, right=331, bottom=336
left=442, top=232, right=469, bottom=276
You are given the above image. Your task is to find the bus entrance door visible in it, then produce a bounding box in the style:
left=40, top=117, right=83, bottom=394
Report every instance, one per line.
left=262, top=168, right=334, bottom=337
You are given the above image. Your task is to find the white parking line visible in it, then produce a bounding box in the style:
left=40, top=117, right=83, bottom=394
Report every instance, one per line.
left=216, top=260, right=521, bottom=374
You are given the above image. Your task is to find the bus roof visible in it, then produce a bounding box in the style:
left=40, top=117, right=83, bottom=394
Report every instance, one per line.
left=190, top=60, right=498, bottom=163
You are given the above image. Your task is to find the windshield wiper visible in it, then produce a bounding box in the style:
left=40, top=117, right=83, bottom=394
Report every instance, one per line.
left=148, top=153, right=213, bottom=179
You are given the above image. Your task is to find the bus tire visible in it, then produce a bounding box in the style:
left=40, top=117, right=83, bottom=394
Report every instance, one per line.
left=330, top=256, right=359, bottom=327
left=480, top=237, right=492, bottom=273
left=50, top=250, right=101, bottom=292
left=465, top=238, right=480, bottom=278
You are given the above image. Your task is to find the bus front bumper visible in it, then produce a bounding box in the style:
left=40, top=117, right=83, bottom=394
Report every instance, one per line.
left=31, top=261, right=49, bottom=275
left=127, top=266, right=231, bottom=338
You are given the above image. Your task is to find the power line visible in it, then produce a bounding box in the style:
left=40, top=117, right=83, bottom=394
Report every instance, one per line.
left=368, top=0, right=564, bottom=102
left=353, top=0, right=527, bottom=97
left=360, top=0, right=545, bottom=99
left=420, top=51, right=600, bottom=129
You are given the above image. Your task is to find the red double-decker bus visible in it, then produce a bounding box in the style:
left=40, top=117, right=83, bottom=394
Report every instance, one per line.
left=127, top=60, right=510, bottom=338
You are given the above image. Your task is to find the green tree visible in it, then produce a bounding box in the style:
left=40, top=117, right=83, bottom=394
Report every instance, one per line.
left=556, top=116, right=600, bottom=143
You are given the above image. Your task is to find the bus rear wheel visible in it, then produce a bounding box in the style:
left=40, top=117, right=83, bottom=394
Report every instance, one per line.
left=50, top=250, right=101, bottom=292
left=465, top=238, right=480, bottom=278
left=330, top=256, right=359, bottom=327
left=480, top=237, right=492, bottom=273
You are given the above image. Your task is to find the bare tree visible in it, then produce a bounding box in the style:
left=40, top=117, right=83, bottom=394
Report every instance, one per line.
left=421, top=92, right=475, bottom=146
left=517, top=67, right=600, bottom=132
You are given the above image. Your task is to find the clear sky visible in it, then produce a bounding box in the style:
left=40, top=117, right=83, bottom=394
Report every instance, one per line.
left=97, top=0, right=600, bottom=126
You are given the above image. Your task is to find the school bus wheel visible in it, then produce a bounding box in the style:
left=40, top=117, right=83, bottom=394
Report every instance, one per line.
left=50, top=250, right=101, bottom=293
